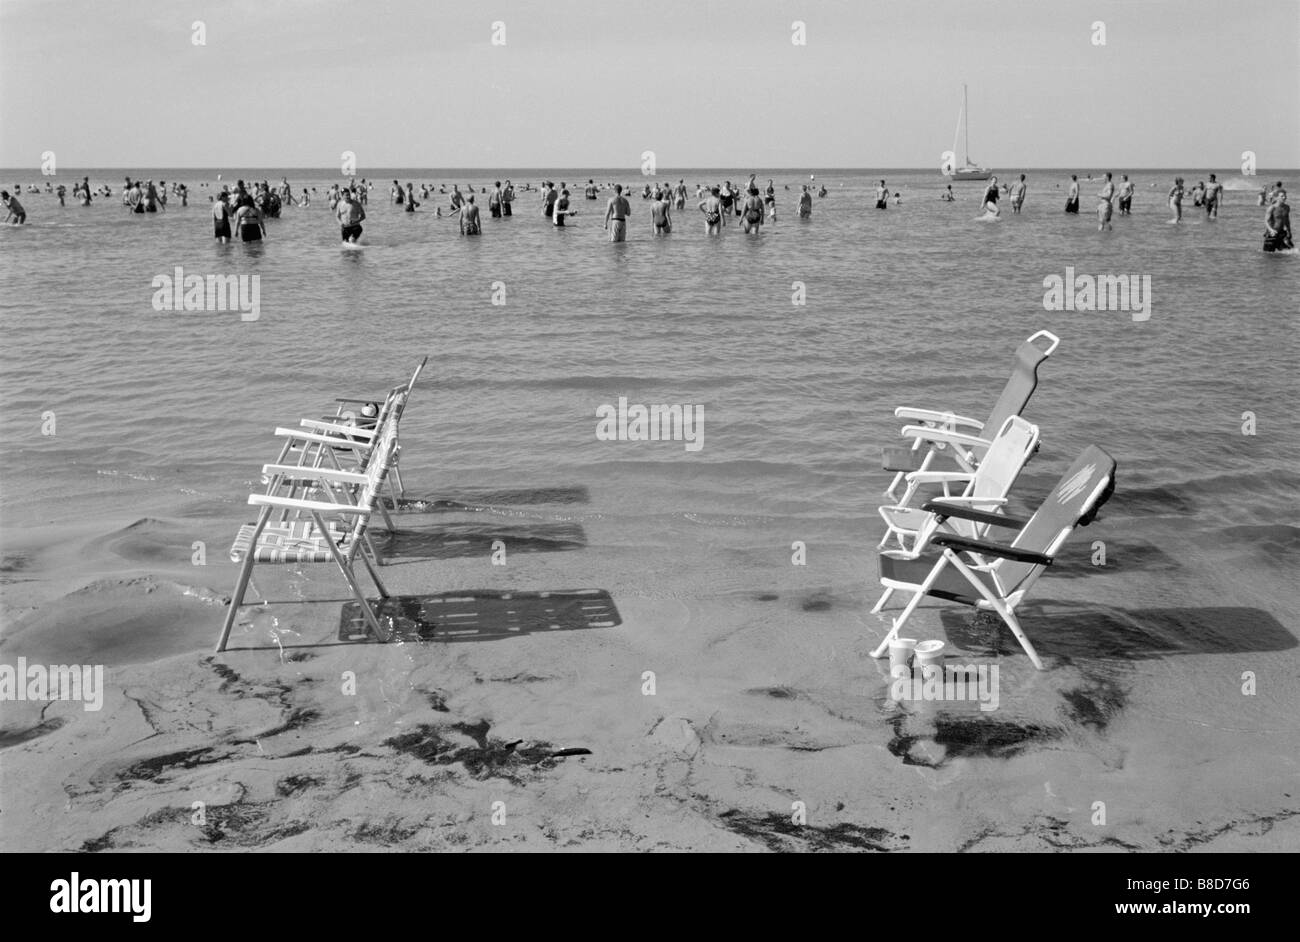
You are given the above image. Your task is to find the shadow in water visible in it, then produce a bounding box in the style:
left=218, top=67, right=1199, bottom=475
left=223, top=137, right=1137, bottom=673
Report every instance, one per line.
left=339, top=588, right=621, bottom=643
left=1048, top=537, right=1182, bottom=578
left=375, top=521, right=586, bottom=560
left=388, top=485, right=591, bottom=511
left=942, top=604, right=1297, bottom=662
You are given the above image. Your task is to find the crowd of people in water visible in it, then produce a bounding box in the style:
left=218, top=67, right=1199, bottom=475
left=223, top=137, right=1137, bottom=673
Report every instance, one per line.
left=3, top=170, right=1292, bottom=251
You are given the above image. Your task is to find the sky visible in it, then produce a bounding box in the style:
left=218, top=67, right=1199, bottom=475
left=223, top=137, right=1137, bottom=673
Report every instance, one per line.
left=1, top=0, right=1297, bottom=169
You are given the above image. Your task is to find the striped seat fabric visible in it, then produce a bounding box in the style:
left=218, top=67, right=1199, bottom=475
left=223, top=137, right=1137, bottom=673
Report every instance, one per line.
left=230, top=518, right=350, bottom=564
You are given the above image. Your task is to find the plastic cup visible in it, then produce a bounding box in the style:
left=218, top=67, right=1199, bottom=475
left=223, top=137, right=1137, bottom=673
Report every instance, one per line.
left=914, top=640, right=946, bottom=677
left=888, top=638, right=919, bottom=675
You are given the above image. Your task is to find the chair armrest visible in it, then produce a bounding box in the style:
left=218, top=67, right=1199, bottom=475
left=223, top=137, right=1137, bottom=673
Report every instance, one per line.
left=333, top=396, right=383, bottom=405
left=261, top=464, right=368, bottom=485
left=247, top=494, right=370, bottom=515
left=904, top=471, right=975, bottom=485
left=900, top=425, right=992, bottom=449
left=300, top=419, right=377, bottom=439
left=931, top=533, right=1053, bottom=566
left=924, top=495, right=1007, bottom=506
left=894, top=407, right=984, bottom=430
left=274, top=428, right=371, bottom=451
left=921, top=500, right=1029, bottom=529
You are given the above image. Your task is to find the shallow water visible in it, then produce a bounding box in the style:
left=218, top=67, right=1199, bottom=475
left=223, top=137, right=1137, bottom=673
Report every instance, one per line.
left=2, top=166, right=1298, bottom=648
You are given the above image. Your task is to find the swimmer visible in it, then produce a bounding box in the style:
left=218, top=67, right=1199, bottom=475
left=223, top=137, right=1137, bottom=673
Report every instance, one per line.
left=553, top=188, right=574, bottom=227
left=604, top=183, right=630, bottom=242
left=875, top=179, right=888, bottom=209
left=1009, top=174, right=1027, bottom=213
left=233, top=196, right=266, bottom=242
left=1065, top=175, right=1080, bottom=213
left=489, top=181, right=503, bottom=218
left=941, top=185, right=955, bottom=202
left=404, top=183, right=419, bottom=212
left=502, top=180, right=515, bottom=216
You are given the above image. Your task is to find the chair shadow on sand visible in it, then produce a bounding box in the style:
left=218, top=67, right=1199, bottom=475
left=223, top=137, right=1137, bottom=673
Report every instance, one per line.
left=338, top=588, right=621, bottom=643
left=941, top=604, right=1297, bottom=663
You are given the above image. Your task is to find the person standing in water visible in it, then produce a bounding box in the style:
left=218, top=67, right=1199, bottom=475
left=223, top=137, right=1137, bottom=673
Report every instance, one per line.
left=212, top=191, right=232, bottom=242
left=460, top=194, right=482, bottom=234
left=981, top=177, right=1001, bottom=217
left=233, top=196, right=266, bottom=242
left=1263, top=191, right=1292, bottom=251
left=941, top=184, right=955, bottom=201
left=1117, top=175, right=1135, bottom=215
left=741, top=186, right=765, bottom=234
left=875, top=179, right=888, bottom=209
left=699, top=186, right=723, bottom=235
left=1065, top=175, right=1080, bottom=213
left=404, top=183, right=419, bottom=212
left=336, top=188, right=365, bottom=243
left=650, top=189, right=672, bottom=235
left=1204, top=173, right=1223, bottom=218
left=1, top=190, right=27, bottom=224
left=1009, top=174, right=1027, bottom=213
left=1167, top=176, right=1185, bottom=223
left=501, top=180, right=515, bottom=217
left=798, top=185, right=813, bottom=218
left=489, top=181, right=503, bottom=219
left=553, top=188, right=573, bottom=227
left=1097, top=172, right=1115, bottom=231
left=604, top=184, right=630, bottom=242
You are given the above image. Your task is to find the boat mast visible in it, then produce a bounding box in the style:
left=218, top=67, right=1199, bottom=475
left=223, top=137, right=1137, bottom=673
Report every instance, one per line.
left=964, top=83, right=970, bottom=165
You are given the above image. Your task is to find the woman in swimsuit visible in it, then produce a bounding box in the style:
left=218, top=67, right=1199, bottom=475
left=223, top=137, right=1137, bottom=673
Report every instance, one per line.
left=234, top=198, right=266, bottom=242
left=1168, top=177, right=1185, bottom=224
left=212, top=193, right=232, bottom=242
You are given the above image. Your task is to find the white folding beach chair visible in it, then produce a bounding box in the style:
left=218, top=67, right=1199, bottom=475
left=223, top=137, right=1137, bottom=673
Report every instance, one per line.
left=883, top=331, right=1059, bottom=505
left=215, top=420, right=403, bottom=653
left=870, top=445, right=1116, bottom=670
left=873, top=415, right=1040, bottom=610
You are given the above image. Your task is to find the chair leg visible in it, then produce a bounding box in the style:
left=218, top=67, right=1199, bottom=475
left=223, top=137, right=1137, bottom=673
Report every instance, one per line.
left=314, top=512, right=390, bottom=643
left=871, top=586, right=894, bottom=614
left=999, top=606, right=1044, bottom=670
left=215, top=506, right=272, bottom=653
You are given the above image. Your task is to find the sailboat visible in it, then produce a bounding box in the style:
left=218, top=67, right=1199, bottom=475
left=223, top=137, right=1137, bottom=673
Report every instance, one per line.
left=946, top=84, right=992, bottom=181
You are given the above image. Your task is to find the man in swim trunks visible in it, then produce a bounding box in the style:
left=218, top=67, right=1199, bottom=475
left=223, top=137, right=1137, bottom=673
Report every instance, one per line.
left=212, top=191, right=232, bottom=242
left=461, top=194, right=482, bottom=234
left=502, top=180, right=514, bottom=216
left=1065, top=175, right=1080, bottom=213
left=741, top=187, right=765, bottom=234
left=650, top=190, right=672, bottom=235
left=1, top=190, right=26, bottom=224
left=336, top=188, right=365, bottom=242
left=798, top=185, right=813, bottom=218
left=1097, top=172, right=1115, bottom=230
left=1009, top=174, right=1027, bottom=213
left=553, top=188, right=573, bottom=226
left=604, top=184, right=630, bottom=242
left=1117, top=175, right=1134, bottom=215
left=699, top=187, right=724, bottom=235
left=1204, top=173, right=1223, bottom=218
left=543, top=182, right=558, bottom=219
left=875, top=179, right=888, bottom=209
left=1264, top=192, right=1292, bottom=252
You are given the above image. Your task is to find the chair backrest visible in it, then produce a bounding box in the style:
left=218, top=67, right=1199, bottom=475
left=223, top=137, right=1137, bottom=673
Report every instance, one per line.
left=969, top=415, right=1040, bottom=502
left=996, top=444, right=1116, bottom=593
left=978, top=331, right=1059, bottom=454
left=354, top=421, right=401, bottom=517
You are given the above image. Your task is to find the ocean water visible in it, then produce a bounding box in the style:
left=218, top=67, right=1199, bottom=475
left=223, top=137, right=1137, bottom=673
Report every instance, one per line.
left=1, top=167, right=1298, bottom=652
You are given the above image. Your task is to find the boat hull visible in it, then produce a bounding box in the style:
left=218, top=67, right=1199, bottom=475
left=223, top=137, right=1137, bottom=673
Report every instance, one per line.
left=948, top=168, right=993, bottom=181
